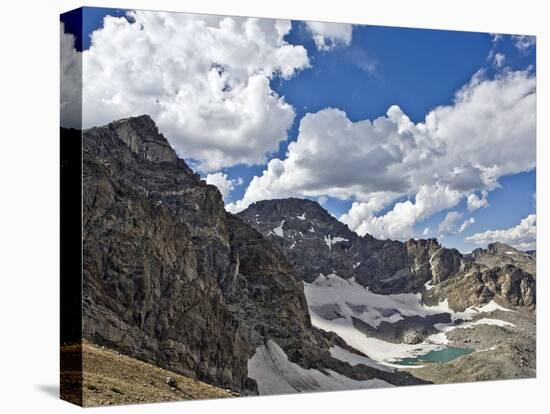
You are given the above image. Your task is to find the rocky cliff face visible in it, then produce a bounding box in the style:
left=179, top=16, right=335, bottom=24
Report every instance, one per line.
left=83, top=115, right=249, bottom=391
left=81, top=115, right=421, bottom=395
left=238, top=198, right=536, bottom=311
left=238, top=198, right=463, bottom=294
left=425, top=262, right=536, bottom=311
left=470, top=242, right=536, bottom=276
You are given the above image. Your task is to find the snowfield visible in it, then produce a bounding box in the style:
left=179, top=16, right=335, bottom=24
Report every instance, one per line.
left=323, top=234, right=349, bottom=250
left=304, top=273, right=514, bottom=366
left=248, top=340, right=393, bottom=395
left=269, top=220, right=285, bottom=237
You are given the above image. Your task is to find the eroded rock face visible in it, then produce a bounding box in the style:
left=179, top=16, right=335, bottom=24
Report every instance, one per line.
left=237, top=198, right=536, bottom=313
left=80, top=115, right=423, bottom=395
left=425, top=262, right=536, bottom=312
left=82, top=115, right=249, bottom=391
left=238, top=199, right=464, bottom=294
left=470, top=242, right=536, bottom=277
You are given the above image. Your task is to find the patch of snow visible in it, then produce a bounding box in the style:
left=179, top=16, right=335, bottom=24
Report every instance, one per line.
left=272, top=220, right=285, bottom=238
left=458, top=318, right=516, bottom=329
left=424, top=281, right=434, bottom=291
left=330, top=346, right=394, bottom=372
left=308, top=226, right=315, bottom=233
left=464, top=301, right=514, bottom=314
left=297, top=212, right=306, bottom=220
left=304, top=273, right=516, bottom=367
left=309, top=312, right=435, bottom=366
left=324, top=234, right=349, bottom=250
left=353, top=262, right=361, bottom=269
left=248, top=340, right=393, bottom=395
left=289, top=242, right=296, bottom=250
left=505, top=251, right=516, bottom=255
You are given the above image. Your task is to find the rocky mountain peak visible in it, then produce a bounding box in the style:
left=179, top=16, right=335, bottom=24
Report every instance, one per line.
left=247, top=198, right=338, bottom=223
left=487, top=241, right=518, bottom=255
left=471, top=241, right=536, bottom=276
left=81, top=116, right=423, bottom=395
left=238, top=198, right=464, bottom=293
left=108, top=114, right=179, bottom=164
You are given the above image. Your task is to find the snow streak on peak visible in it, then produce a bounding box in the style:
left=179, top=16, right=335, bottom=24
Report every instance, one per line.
left=324, top=234, right=349, bottom=250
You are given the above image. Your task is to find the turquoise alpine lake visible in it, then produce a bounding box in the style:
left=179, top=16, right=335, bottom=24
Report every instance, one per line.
left=393, top=347, right=473, bottom=366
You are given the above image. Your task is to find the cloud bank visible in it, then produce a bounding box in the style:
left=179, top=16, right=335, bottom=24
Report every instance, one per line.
left=466, top=214, right=536, bottom=250
left=62, top=12, right=312, bottom=171
left=228, top=69, right=536, bottom=240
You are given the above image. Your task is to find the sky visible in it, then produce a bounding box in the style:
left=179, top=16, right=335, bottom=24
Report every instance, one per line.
left=61, top=7, right=536, bottom=253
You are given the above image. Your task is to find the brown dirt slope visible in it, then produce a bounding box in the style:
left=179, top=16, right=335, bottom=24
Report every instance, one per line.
left=61, top=341, right=236, bottom=406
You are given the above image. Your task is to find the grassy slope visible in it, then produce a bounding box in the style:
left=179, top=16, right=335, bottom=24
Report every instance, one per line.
left=61, top=341, right=237, bottom=406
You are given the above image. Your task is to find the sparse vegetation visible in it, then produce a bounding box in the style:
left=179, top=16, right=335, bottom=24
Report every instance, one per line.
left=61, top=341, right=237, bottom=406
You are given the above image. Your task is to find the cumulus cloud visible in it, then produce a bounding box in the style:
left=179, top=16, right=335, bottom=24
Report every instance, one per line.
left=438, top=212, right=474, bottom=235
left=458, top=217, right=475, bottom=233
left=341, top=185, right=461, bottom=240
left=438, top=211, right=463, bottom=235
left=60, top=23, right=82, bottom=128
left=228, top=70, right=535, bottom=240
left=205, top=172, right=243, bottom=200
left=305, top=21, right=352, bottom=50
left=466, top=214, right=536, bottom=250
left=512, top=35, right=536, bottom=51
left=62, top=12, right=311, bottom=171
left=467, top=190, right=489, bottom=211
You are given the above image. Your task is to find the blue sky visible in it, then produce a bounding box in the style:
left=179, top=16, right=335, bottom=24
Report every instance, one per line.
left=61, top=8, right=536, bottom=252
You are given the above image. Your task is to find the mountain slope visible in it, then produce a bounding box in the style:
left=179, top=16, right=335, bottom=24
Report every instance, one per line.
left=61, top=342, right=235, bottom=406
left=80, top=115, right=424, bottom=401
left=238, top=198, right=536, bottom=382
left=238, top=198, right=536, bottom=308
left=238, top=198, right=464, bottom=294
left=470, top=242, right=536, bottom=276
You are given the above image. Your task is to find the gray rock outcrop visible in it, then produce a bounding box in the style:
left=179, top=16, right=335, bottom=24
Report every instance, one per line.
left=470, top=242, right=536, bottom=276
left=238, top=198, right=464, bottom=294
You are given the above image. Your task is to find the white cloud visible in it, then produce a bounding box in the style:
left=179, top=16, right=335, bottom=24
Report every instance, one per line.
left=512, top=35, right=535, bottom=51
left=205, top=172, right=243, bottom=199
left=422, top=227, right=430, bottom=236
left=229, top=70, right=535, bottom=240
left=342, top=185, right=461, bottom=240
left=438, top=212, right=474, bottom=235
left=466, top=214, right=536, bottom=250
left=493, top=52, right=505, bottom=68
left=467, top=190, right=489, bottom=211
left=62, top=12, right=311, bottom=171
left=438, top=211, right=463, bottom=235
left=305, top=21, right=352, bottom=51
left=458, top=217, right=475, bottom=233
left=60, top=23, right=82, bottom=129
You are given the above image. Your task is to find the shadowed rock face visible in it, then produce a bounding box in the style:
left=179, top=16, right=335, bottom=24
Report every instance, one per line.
left=238, top=198, right=463, bottom=294
left=470, top=242, right=536, bottom=277
left=83, top=115, right=250, bottom=391
left=80, top=115, right=424, bottom=395
left=425, top=262, right=536, bottom=311
left=238, top=198, right=536, bottom=312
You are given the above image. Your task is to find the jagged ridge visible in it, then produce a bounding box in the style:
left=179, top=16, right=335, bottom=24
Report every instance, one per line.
left=80, top=115, right=423, bottom=398
left=238, top=198, right=535, bottom=310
